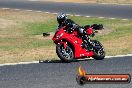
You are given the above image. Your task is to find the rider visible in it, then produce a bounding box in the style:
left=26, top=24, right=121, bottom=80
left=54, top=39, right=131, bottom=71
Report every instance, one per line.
left=57, top=13, right=97, bottom=50
left=57, top=13, right=85, bottom=35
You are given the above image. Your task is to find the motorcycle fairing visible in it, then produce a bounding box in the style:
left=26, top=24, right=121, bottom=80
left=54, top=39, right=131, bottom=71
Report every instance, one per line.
left=52, top=26, right=94, bottom=59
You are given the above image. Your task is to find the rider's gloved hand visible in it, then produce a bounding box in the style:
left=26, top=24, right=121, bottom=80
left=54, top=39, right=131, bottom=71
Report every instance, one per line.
left=91, top=24, right=103, bottom=30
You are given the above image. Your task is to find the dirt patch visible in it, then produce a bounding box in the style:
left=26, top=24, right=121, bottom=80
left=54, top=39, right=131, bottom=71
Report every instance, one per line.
left=0, top=9, right=55, bottom=39
left=0, top=18, right=23, bottom=38
left=0, top=47, right=58, bottom=64
left=0, top=18, right=17, bottom=29
left=103, top=35, right=132, bottom=55
left=0, top=9, right=57, bottom=64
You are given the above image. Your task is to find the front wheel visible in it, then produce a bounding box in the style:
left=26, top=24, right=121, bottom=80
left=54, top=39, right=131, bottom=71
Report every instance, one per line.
left=92, top=40, right=105, bottom=60
left=56, top=44, right=74, bottom=62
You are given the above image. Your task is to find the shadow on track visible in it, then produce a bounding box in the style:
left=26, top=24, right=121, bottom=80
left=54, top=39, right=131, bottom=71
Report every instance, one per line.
left=39, top=59, right=93, bottom=63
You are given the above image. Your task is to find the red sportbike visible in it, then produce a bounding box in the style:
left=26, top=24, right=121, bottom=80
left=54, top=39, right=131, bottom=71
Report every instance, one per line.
left=52, top=26, right=105, bottom=62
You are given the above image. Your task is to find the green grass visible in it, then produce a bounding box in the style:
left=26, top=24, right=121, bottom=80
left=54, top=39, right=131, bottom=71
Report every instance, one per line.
left=0, top=37, right=54, bottom=51
left=1, top=15, right=131, bottom=51
left=22, top=16, right=132, bottom=56
left=24, top=16, right=132, bottom=41
left=94, top=26, right=132, bottom=41
left=25, top=20, right=57, bottom=35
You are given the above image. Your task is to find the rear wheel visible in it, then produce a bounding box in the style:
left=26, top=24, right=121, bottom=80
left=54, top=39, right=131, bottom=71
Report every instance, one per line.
left=56, top=44, right=74, bottom=62
left=92, top=40, right=105, bottom=60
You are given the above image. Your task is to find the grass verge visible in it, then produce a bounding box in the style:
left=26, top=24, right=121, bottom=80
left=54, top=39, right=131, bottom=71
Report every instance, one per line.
left=0, top=9, right=132, bottom=64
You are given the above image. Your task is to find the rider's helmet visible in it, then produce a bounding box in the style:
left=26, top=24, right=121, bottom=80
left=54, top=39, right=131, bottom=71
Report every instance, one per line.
left=57, top=13, right=67, bottom=24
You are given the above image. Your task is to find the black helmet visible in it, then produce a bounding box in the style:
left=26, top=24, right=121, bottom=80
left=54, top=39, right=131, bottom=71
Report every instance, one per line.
left=57, top=13, right=67, bottom=24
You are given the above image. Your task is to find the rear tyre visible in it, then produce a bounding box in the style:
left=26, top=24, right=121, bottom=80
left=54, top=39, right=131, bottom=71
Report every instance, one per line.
left=56, top=44, right=74, bottom=62
left=92, top=40, right=105, bottom=60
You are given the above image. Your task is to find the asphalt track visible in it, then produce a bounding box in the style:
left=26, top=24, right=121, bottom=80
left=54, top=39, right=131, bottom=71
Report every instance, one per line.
left=0, top=0, right=132, bottom=88
left=0, top=56, right=132, bottom=88
left=0, top=0, right=132, bottom=19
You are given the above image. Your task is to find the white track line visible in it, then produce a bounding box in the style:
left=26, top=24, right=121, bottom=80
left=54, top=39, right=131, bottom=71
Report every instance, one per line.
left=0, top=8, right=129, bottom=21
left=67, top=14, right=71, bottom=15
left=85, top=16, right=91, bottom=18
left=14, top=9, right=20, bottom=11
left=0, top=54, right=132, bottom=66
left=98, top=17, right=105, bottom=19
left=109, top=18, right=116, bottom=19
left=122, top=19, right=128, bottom=21
left=36, top=11, right=42, bottom=13
left=45, top=12, right=50, bottom=13
left=0, top=61, right=39, bottom=67
left=101, top=3, right=130, bottom=5
left=2, top=8, right=10, bottom=10
left=106, top=54, right=132, bottom=58
left=28, top=0, right=38, bottom=1
left=52, top=12, right=58, bottom=14
left=75, top=15, right=81, bottom=16
left=25, top=10, right=33, bottom=12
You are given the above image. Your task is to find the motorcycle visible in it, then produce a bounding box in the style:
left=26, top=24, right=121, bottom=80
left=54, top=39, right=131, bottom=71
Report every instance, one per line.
left=52, top=25, right=105, bottom=62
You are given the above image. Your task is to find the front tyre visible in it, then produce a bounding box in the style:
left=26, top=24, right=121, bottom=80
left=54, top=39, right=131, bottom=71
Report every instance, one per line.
left=56, top=44, right=74, bottom=62
left=92, top=40, right=105, bottom=60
